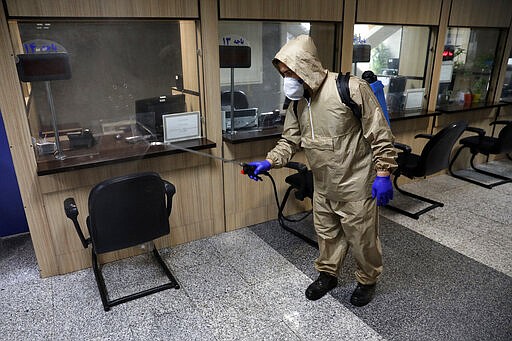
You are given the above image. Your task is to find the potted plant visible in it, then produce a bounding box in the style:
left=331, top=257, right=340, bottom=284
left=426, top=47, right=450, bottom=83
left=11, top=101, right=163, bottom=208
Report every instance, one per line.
left=471, top=77, right=487, bottom=103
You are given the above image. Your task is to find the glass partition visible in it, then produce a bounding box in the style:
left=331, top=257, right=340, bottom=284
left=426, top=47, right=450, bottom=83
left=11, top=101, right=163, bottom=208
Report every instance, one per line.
left=353, top=24, right=433, bottom=114
left=436, top=27, right=501, bottom=107
left=14, top=20, right=202, bottom=171
left=218, top=21, right=338, bottom=133
left=500, top=49, right=512, bottom=102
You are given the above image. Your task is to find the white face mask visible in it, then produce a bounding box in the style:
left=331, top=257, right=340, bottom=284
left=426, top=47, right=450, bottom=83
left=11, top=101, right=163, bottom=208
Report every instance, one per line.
left=283, top=77, right=304, bottom=100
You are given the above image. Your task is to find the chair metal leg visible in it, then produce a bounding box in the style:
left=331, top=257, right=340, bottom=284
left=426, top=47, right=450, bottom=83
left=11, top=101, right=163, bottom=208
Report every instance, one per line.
left=468, top=154, right=512, bottom=188
left=152, top=247, right=180, bottom=289
left=91, top=244, right=180, bottom=312
left=277, top=187, right=318, bottom=249
left=91, top=250, right=111, bottom=311
left=449, top=146, right=493, bottom=189
left=385, top=175, right=444, bottom=220
left=449, top=146, right=511, bottom=189
left=278, top=215, right=318, bottom=249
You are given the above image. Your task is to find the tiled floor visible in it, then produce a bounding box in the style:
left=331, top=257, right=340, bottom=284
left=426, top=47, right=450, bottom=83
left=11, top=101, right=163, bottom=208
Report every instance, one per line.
left=0, top=160, right=511, bottom=340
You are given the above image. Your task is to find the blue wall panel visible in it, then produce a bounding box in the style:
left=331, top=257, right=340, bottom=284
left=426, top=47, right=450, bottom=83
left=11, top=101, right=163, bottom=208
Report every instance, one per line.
left=0, top=111, right=29, bottom=237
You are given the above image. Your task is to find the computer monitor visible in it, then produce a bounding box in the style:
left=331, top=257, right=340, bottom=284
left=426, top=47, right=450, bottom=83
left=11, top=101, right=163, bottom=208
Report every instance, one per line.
left=387, top=76, right=408, bottom=113
left=222, top=108, right=258, bottom=131
left=388, top=76, right=407, bottom=93
left=135, top=94, right=186, bottom=140
left=134, top=112, right=157, bottom=137
left=387, top=58, right=400, bottom=70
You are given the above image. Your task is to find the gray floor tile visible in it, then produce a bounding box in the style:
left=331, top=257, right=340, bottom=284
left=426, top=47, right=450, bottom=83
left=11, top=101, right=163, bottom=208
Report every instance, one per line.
left=222, top=241, right=298, bottom=285
left=51, top=270, right=133, bottom=339
left=383, top=171, right=512, bottom=277
left=130, top=298, right=217, bottom=341
left=456, top=235, right=512, bottom=276
left=171, top=257, right=247, bottom=302
left=192, top=283, right=288, bottom=341
left=0, top=233, right=40, bottom=287
left=251, top=272, right=383, bottom=341
left=239, top=321, right=301, bottom=341
left=162, top=236, right=220, bottom=270
left=0, top=279, right=54, bottom=341
left=87, top=328, right=135, bottom=341
left=207, top=228, right=270, bottom=259
left=0, top=160, right=510, bottom=341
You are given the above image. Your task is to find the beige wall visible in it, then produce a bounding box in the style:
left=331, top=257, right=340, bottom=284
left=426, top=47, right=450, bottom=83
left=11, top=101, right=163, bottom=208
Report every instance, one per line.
left=1, top=0, right=511, bottom=277
left=449, top=0, right=512, bottom=27
left=219, top=0, right=343, bottom=21
left=357, top=0, right=443, bottom=25
left=5, top=0, right=198, bottom=18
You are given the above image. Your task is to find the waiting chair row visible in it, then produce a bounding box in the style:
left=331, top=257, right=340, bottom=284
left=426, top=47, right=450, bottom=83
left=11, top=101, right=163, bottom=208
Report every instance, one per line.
left=279, top=119, right=511, bottom=227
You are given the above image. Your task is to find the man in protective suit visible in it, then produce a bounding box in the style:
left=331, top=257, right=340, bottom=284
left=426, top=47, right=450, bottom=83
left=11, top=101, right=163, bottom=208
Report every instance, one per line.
left=247, top=35, right=397, bottom=307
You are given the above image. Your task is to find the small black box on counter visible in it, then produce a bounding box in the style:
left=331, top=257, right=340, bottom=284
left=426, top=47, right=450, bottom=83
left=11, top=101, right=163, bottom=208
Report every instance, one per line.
left=67, top=129, right=95, bottom=149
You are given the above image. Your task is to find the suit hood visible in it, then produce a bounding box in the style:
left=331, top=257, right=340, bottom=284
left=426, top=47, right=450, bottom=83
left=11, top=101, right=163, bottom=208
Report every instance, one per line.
left=273, top=35, right=328, bottom=92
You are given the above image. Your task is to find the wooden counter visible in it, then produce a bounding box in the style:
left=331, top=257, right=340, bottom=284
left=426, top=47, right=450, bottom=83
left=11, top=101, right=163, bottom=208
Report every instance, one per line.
left=222, top=125, right=283, bottom=144
left=36, top=136, right=216, bottom=175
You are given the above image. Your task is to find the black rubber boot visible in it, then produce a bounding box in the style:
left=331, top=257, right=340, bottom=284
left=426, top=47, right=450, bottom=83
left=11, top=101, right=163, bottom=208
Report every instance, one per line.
left=350, top=282, right=376, bottom=307
left=305, top=272, right=338, bottom=301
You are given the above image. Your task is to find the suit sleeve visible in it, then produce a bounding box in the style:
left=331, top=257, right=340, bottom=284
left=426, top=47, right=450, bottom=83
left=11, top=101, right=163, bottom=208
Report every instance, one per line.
left=265, top=106, right=302, bottom=168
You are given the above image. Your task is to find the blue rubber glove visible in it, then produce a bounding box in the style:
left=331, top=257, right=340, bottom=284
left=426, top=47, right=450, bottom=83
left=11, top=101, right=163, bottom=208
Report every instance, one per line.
left=246, top=160, right=271, bottom=181
left=372, top=175, right=393, bottom=206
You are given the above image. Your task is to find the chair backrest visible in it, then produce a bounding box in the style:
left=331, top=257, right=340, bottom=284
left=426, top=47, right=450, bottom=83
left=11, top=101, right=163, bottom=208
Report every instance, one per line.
left=418, top=121, right=468, bottom=176
left=497, top=121, right=512, bottom=153
left=221, top=90, right=249, bottom=109
left=285, top=171, right=314, bottom=201
left=87, top=172, right=175, bottom=254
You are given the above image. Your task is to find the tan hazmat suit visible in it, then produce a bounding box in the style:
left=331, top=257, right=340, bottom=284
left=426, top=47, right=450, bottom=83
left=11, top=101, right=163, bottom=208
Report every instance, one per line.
left=266, top=35, right=397, bottom=284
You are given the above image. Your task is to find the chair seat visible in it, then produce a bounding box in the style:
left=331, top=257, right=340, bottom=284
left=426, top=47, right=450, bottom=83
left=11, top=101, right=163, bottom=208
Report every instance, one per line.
left=396, top=152, right=422, bottom=178
left=460, top=135, right=501, bottom=155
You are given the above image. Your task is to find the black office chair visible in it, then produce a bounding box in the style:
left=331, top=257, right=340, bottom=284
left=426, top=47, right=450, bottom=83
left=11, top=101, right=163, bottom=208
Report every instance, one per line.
left=387, top=121, right=468, bottom=219
left=63, top=172, right=180, bottom=311
left=449, top=120, right=512, bottom=188
left=221, top=90, right=249, bottom=109
left=277, top=162, right=317, bottom=248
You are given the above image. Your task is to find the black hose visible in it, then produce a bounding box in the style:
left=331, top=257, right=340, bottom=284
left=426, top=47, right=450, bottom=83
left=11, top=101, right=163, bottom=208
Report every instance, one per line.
left=261, top=172, right=312, bottom=222
left=260, top=172, right=318, bottom=248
